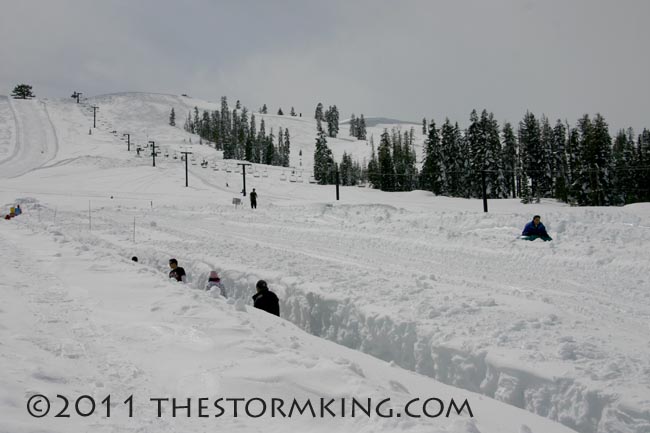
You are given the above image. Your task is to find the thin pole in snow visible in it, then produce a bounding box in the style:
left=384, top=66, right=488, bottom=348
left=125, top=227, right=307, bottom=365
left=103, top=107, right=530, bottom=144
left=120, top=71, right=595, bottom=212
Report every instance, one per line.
left=335, top=166, right=340, bottom=201
left=238, top=163, right=252, bottom=196
left=91, top=106, right=98, bottom=128
left=180, top=151, right=192, bottom=187
left=149, top=140, right=157, bottom=167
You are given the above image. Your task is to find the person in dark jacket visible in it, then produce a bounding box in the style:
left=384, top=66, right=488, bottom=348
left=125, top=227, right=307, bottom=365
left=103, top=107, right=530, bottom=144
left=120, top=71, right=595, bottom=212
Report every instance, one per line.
left=521, top=215, right=552, bottom=241
left=249, top=188, right=258, bottom=209
left=252, top=280, right=279, bottom=316
left=168, top=258, right=187, bottom=282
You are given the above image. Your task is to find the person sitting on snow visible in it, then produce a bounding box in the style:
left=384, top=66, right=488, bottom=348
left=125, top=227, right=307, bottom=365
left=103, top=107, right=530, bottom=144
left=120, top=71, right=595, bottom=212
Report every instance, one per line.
left=521, top=215, right=552, bottom=241
left=205, top=271, right=227, bottom=297
left=14, top=205, right=22, bottom=216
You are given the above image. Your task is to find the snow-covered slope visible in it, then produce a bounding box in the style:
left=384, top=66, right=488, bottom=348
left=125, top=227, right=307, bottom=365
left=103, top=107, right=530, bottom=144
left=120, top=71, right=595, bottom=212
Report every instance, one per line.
left=1, top=93, right=649, bottom=433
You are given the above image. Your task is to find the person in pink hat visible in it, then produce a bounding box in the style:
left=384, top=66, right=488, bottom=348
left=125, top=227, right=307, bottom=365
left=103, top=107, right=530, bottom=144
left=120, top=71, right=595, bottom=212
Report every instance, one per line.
left=206, top=271, right=227, bottom=297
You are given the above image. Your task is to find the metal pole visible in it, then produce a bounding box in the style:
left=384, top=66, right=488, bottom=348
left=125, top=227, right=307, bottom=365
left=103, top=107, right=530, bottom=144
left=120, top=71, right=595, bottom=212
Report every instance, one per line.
left=242, top=165, right=247, bottom=196
left=91, top=106, right=98, bottom=128
left=149, top=141, right=156, bottom=167
left=124, top=133, right=130, bottom=151
left=181, top=151, right=192, bottom=187
left=482, top=170, right=488, bottom=213
left=336, top=167, right=340, bottom=201
left=237, top=163, right=252, bottom=196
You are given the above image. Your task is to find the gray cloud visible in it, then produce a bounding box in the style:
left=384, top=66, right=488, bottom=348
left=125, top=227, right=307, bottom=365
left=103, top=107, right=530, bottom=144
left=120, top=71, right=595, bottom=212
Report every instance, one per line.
left=1, top=0, right=649, bottom=131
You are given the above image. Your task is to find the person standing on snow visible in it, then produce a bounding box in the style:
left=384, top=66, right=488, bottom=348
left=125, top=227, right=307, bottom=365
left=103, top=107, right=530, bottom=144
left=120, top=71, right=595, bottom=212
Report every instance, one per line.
left=168, top=258, right=187, bottom=282
left=252, top=280, right=279, bottom=316
left=249, top=188, right=258, bottom=209
left=521, top=215, right=552, bottom=241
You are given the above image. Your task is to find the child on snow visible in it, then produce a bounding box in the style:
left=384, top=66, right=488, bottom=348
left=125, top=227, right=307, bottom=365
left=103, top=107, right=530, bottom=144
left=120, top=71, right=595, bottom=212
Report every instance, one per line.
left=206, top=271, right=227, bottom=297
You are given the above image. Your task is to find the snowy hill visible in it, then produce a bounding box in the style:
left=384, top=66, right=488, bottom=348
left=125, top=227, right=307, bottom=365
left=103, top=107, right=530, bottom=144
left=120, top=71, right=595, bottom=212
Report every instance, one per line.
left=0, top=93, right=649, bottom=433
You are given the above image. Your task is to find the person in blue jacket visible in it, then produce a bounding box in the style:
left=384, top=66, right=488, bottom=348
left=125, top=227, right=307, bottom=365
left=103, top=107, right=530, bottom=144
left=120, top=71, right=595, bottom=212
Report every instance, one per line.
left=521, top=215, right=552, bottom=241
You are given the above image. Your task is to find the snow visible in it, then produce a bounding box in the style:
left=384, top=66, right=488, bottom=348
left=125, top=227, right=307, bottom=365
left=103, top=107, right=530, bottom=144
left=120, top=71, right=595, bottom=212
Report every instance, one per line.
left=1, top=92, right=649, bottom=433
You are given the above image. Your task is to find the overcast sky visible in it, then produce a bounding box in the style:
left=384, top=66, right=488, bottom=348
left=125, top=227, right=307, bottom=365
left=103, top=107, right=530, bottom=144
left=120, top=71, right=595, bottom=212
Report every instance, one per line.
left=1, top=0, right=649, bottom=131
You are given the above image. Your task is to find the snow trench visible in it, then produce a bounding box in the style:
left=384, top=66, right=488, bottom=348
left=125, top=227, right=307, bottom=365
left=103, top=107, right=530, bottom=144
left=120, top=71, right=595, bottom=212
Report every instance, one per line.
left=214, top=275, right=647, bottom=433
left=34, top=214, right=649, bottom=433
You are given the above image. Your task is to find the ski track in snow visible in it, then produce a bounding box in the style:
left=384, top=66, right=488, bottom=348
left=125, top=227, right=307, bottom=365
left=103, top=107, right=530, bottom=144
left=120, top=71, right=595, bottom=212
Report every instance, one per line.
left=1, top=93, right=649, bottom=433
left=0, top=98, right=59, bottom=178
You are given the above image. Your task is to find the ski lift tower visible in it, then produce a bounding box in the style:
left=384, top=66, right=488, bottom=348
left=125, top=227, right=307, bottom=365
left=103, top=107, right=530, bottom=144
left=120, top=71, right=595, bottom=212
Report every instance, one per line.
left=237, top=163, right=252, bottom=196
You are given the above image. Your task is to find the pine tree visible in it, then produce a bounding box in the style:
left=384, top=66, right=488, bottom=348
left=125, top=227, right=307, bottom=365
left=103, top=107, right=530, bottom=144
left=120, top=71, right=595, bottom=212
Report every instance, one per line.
left=264, top=129, right=276, bottom=165
left=466, top=109, right=482, bottom=197
left=340, top=152, right=352, bottom=186
left=590, top=114, right=614, bottom=206
left=636, top=129, right=650, bottom=202
left=393, top=130, right=405, bottom=191
left=502, top=122, right=517, bottom=198
left=482, top=111, right=504, bottom=198
left=245, top=113, right=256, bottom=162
left=458, top=126, right=472, bottom=198
left=283, top=128, right=291, bottom=167
left=261, top=104, right=268, bottom=114
left=193, top=106, right=200, bottom=136
left=326, top=105, right=339, bottom=138
left=315, top=103, right=324, bottom=121
left=238, top=107, right=249, bottom=159
left=220, top=97, right=234, bottom=158
left=236, top=100, right=241, bottom=110
left=539, top=116, right=554, bottom=196
left=422, top=118, right=427, bottom=135
left=518, top=111, right=542, bottom=197
left=11, top=84, right=35, bottom=99
left=552, top=120, right=569, bottom=202
left=278, top=108, right=284, bottom=115
left=314, top=124, right=334, bottom=184
left=612, top=129, right=634, bottom=204
left=420, top=119, right=444, bottom=194
left=183, top=111, right=193, bottom=133
left=349, top=114, right=357, bottom=137
left=169, top=108, right=176, bottom=126
left=211, top=110, right=220, bottom=148
left=377, top=130, right=395, bottom=191
left=290, top=107, right=296, bottom=116
left=367, top=135, right=380, bottom=187
left=358, top=114, right=367, bottom=140
left=256, top=119, right=266, bottom=163
left=569, top=115, right=592, bottom=204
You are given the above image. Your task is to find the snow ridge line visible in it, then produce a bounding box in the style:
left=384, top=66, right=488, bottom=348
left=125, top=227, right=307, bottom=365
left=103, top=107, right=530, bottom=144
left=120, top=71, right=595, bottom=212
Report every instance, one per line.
left=17, top=207, right=649, bottom=433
